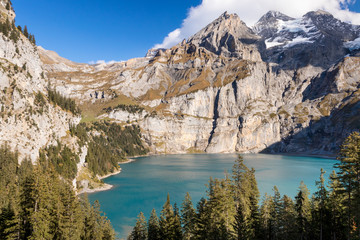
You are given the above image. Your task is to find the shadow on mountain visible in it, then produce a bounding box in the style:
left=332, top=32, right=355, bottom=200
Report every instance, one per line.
left=302, top=67, right=340, bottom=101
left=261, top=39, right=350, bottom=72
left=261, top=100, right=360, bottom=155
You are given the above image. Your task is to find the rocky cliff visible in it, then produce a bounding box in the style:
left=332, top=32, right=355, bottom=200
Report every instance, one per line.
left=40, top=11, right=360, bottom=156
left=0, top=0, right=80, bottom=163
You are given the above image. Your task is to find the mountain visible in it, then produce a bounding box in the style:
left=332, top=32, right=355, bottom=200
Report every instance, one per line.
left=254, top=10, right=360, bottom=69
left=0, top=1, right=80, bottom=163
left=39, top=10, right=360, bottom=157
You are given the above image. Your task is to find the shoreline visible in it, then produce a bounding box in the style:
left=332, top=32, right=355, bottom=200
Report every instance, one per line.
left=78, top=183, right=114, bottom=195
left=270, top=152, right=337, bottom=160
left=80, top=158, right=138, bottom=195
left=98, top=168, right=122, bottom=180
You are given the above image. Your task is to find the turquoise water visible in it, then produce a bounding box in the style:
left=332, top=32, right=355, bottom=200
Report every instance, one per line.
left=88, top=154, right=336, bottom=239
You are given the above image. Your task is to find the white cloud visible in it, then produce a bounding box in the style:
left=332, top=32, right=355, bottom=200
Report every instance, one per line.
left=88, top=60, right=120, bottom=65
left=155, top=0, right=360, bottom=49
left=154, top=29, right=182, bottom=49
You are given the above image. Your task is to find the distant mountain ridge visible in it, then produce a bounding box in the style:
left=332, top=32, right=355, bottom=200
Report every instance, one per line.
left=28, top=10, right=360, bottom=156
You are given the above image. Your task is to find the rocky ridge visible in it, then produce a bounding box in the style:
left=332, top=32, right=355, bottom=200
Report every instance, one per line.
left=0, top=1, right=82, bottom=163
left=41, top=10, right=360, bottom=156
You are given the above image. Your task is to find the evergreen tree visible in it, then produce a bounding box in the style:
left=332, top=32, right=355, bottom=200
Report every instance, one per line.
left=129, top=212, right=147, bottom=240
left=193, top=198, right=210, bottom=240
left=148, top=209, right=161, bottom=240
left=28, top=169, right=53, bottom=240
left=328, top=170, right=347, bottom=240
left=159, top=194, right=180, bottom=240
left=0, top=202, right=20, bottom=239
left=268, top=186, right=282, bottom=240
left=234, top=198, right=251, bottom=240
left=207, top=176, right=235, bottom=239
left=295, top=181, right=311, bottom=240
left=259, top=193, right=272, bottom=240
left=335, top=132, right=360, bottom=239
left=181, top=192, right=196, bottom=240
left=23, top=25, right=29, bottom=38
left=55, top=181, right=84, bottom=239
left=231, top=155, right=260, bottom=239
left=312, top=168, right=331, bottom=240
left=278, top=195, right=296, bottom=240
left=3, top=18, right=11, bottom=37
left=173, top=203, right=183, bottom=240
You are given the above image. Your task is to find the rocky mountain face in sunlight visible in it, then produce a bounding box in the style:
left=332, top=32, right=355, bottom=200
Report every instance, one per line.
left=41, top=11, right=360, bottom=156
left=0, top=1, right=80, bottom=163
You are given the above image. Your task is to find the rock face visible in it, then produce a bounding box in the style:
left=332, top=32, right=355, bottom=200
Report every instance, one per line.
left=0, top=2, right=80, bottom=162
left=41, top=10, right=360, bottom=156
left=188, top=12, right=263, bottom=61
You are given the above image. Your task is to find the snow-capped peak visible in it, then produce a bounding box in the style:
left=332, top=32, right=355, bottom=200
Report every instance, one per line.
left=256, top=10, right=360, bottom=50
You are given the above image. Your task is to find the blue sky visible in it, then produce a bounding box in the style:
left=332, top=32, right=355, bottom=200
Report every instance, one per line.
left=12, top=0, right=202, bottom=63
left=12, top=0, right=360, bottom=64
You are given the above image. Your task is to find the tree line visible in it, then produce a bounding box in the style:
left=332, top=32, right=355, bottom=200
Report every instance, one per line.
left=0, top=8, right=36, bottom=45
left=48, top=88, right=81, bottom=115
left=0, top=144, right=115, bottom=239
left=129, top=132, right=360, bottom=240
left=70, top=121, right=149, bottom=177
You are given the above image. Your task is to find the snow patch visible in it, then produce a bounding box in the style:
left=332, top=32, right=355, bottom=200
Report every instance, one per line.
left=277, top=18, right=316, bottom=34
left=265, top=37, right=284, bottom=49
left=344, top=37, right=360, bottom=51
left=285, top=36, right=314, bottom=48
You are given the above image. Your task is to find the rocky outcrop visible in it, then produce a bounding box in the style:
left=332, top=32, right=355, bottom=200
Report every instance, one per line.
left=0, top=2, right=80, bottom=163
left=188, top=12, right=263, bottom=61
left=40, top=11, right=360, bottom=156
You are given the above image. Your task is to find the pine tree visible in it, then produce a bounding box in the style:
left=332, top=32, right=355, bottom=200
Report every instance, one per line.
left=3, top=18, right=11, bottom=37
left=259, top=193, right=272, bottom=240
left=328, top=170, right=347, bottom=240
left=295, top=181, right=311, bottom=240
left=55, top=181, right=84, bottom=240
left=181, top=192, right=196, bottom=240
left=148, top=209, right=161, bottom=240
left=234, top=198, right=251, bottom=240
left=335, top=132, right=360, bottom=240
left=173, top=203, right=183, bottom=240
left=0, top=203, right=20, bottom=239
left=206, top=176, right=236, bottom=239
left=19, top=169, right=37, bottom=239
left=231, top=155, right=260, bottom=239
left=269, top=186, right=282, bottom=239
left=159, top=194, right=179, bottom=240
left=279, top=195, right=296, bottom=239
left=312, top=168, right=331, bottom=240
left=193, top=197, right=210, bottom=240
left=129, top=212, right=147, bottom=240
left=23, top=25, right=29, bottom=38
left=248, top=167, right=261, bottom=239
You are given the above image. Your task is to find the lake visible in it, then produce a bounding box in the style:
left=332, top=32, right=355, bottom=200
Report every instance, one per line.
left=88, top=153, right=336, bottom=239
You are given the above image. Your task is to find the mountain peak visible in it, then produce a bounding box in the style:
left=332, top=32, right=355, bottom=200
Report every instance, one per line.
left=306, top=9, right=333, bottom=17
left=187, top=12, right=260, bottom=58
left=253, top=11, right=293, bottom=38
left=259, top=10, right=293, bottom=22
